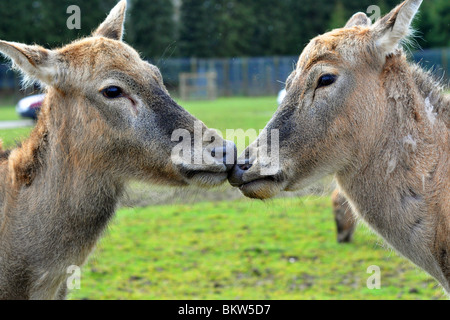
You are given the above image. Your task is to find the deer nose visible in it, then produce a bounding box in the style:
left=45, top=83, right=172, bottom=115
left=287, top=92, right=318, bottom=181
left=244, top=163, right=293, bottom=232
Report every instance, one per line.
left=238, top=161, right=252, bottom=171
left=211, top=141, right=237, bottom=171
left=228, top=159, right=252, bottom=187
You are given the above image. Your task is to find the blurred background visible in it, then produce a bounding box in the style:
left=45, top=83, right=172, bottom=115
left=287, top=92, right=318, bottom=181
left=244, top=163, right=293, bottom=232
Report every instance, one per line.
left=0, top=0, right=448, bottom=300
left=0, top=0, right=448, bottom=101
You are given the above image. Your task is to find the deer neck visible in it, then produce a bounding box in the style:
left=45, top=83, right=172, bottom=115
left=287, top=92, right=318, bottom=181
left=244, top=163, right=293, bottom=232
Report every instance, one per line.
left=336, top=77, right=450, bottom=293
left=32, top=110, right=125, bottom=255
left=0, top=98, right=125, bottom=299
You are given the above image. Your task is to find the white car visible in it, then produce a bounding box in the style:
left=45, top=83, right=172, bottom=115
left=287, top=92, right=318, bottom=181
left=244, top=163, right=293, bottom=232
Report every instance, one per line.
left=16, top=93, right=45, bottom=119
left=277, top=89, right=286, bottom=105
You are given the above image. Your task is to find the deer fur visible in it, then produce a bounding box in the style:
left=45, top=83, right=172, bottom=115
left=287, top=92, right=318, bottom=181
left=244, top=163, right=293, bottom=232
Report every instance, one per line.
left=331, top=189, right=356, bottom=243
left=0, top=1, right=234, bottom=299
left=229, top=0, right=449, bottom=294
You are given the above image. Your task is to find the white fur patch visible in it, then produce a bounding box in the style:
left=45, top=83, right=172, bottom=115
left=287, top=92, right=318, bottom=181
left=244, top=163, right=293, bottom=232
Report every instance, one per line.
left=402, top=135, right=417, bottom=152
left=424, top=96, right=437, bottom=125
left=386, top=158, right=397, bottom=175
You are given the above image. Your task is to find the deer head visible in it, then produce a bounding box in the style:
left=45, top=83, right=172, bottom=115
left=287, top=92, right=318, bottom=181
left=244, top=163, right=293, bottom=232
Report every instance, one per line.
left=229, top=0, right=424, bottom=199
left=0, top=1, right=236, bottom=189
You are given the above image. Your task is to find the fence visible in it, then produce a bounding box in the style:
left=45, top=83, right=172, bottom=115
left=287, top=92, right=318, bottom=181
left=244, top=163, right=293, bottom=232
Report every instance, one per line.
left=179, top=72, right=218, bottom=100
left=0, top=64, right=18, bottom=92
left=1, top=48, right=449, bottom=99
left=156, top=56, right=297, bottom=97
left=155, top=48, right=449, bottom=97
left=412, top=48, right=449, bottom=81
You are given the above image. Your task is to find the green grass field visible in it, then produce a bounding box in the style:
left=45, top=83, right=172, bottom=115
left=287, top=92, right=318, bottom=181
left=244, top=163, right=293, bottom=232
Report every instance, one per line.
left=68, top=197, right=445, bottom=300
left=0, top=127, right=33, bottom=148
left=0, top=96, right=447, bottom=300
left=0, top=103, right=33, bottom=148
left=0, top=104, right=20, bottom=121
left=180, top=96, right=277, bottom=133
left=180, top=96, right=279, bottom=152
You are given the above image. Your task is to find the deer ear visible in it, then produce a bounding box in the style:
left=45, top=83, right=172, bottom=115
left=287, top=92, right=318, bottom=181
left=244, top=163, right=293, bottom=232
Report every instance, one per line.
left=93, top=0, right=127, bottom=41
left=371, top=0, right=422, bottom=55
left=345, top=12, right=372, bottom=28
left=0, top=40, right=59, bottom=87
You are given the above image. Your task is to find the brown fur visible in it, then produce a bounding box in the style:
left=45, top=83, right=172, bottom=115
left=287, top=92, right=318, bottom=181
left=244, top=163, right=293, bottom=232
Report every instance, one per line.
left=0, top=1, right=235, bottom=299
left=229, top=0, right=449, bottom=294
left=331, top=189, right=356, bottom=243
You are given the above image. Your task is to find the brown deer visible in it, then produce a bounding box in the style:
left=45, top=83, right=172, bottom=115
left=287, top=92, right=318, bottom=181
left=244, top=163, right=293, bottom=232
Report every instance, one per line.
left=331, top=189, right=356, bottom=243
left=0, top=1, right=235, bottom=299
left=229, top=0, right=449, bottom=294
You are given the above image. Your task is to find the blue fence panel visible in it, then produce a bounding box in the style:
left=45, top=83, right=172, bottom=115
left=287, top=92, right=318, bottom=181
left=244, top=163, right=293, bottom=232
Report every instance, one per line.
left=0, top=64, right=17, bottom=90
left=1, top=49, right=448, bottom=97
left=412, top=48, right=448, bottom=81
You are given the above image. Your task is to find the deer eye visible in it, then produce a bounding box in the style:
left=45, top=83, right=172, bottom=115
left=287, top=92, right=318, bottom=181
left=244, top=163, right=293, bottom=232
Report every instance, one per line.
left=101, top=86, right=123, bottom=99
left=317, top=74, right=337, bottom=89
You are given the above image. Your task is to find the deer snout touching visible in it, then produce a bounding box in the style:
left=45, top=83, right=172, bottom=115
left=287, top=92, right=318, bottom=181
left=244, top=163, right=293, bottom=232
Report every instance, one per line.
left=228, top=150, right=286, bottom=200
left=228, top=159, right=252, bottom=187
left=176, top=137, right=237, bottom=188
left=212, top=141, right=238, bottom=172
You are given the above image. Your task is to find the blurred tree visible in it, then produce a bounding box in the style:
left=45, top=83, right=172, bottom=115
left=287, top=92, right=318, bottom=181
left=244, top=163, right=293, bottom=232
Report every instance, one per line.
left=0, top=0, right=41, bottom=44
left=407, top=0, right=449, bottom=49
left=179, top=0, right=290, bottom=57
left=127, top=0, right=176, bottom=60
left=245, top=0, right=290, bottom=56
left=283, top=0, right=335, bottom=55
left=0, top=0, right=118, bottom=49
left=38, top=0, right=118, bottom=47
left=431, top=0, right=450, bottom=47
left=0, top=0, right=447, bottom=60
left=329, top=1, right=348, bottom=30
left=179, top=0, right=219, bottom=58
left=214, top=0, right=256, bottom=57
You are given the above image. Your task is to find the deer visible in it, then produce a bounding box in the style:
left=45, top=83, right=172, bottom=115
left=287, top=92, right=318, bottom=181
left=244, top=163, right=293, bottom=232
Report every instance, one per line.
left=331, top=189, right=356, bottom=243
left=0, top=1, right=236, bottom=300
left=229, top=0, right=450, bottom=294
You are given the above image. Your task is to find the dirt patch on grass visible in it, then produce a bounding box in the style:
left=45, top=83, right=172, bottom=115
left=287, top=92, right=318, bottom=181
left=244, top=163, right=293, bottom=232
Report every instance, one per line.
left=121, top=178, right=335, bottom=208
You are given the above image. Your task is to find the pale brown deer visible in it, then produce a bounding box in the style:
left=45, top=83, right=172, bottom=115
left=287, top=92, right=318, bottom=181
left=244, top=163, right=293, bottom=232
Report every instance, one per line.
left=331, top=189, right=356, bottom=243
left=229, top=0, right=449, bottom=294
left=0, top=1, right=235, bottom=299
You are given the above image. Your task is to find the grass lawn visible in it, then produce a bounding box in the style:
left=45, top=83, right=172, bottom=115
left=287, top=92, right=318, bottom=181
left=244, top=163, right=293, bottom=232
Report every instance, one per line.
left=69, top=196, right=445, bottom=300
left=0, top=104, right=20, bottom=121
left=0, top=127, right=33, bottom=149
left=0, top=104, right=33, bottom=148
left=179, top=96, right=278, bottom=152
left=179, top=96, right=277, bottom=134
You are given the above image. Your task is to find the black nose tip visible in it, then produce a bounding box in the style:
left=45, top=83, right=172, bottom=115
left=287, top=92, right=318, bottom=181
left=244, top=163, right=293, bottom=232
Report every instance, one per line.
left=211, top=142, right=237, bottom=170
left=237, top=160, right=252, bottom=171
left=228, top=158, right=252, bottom=187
